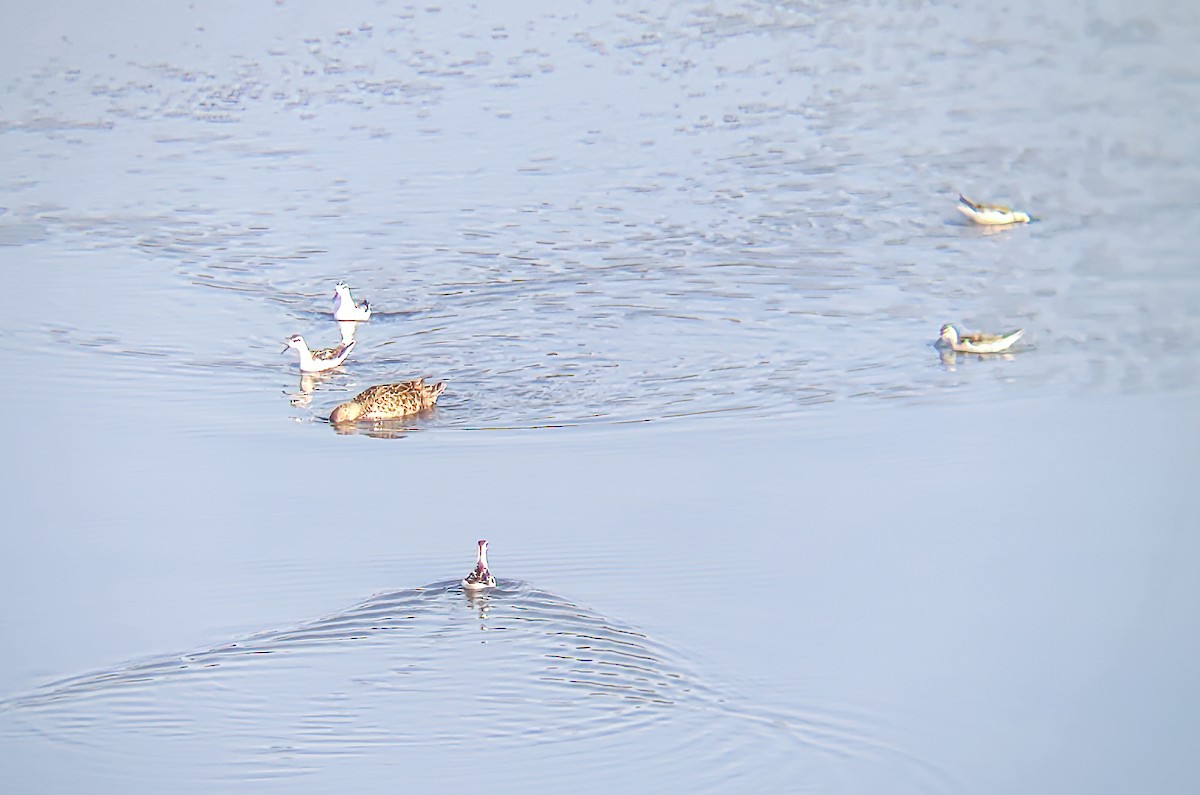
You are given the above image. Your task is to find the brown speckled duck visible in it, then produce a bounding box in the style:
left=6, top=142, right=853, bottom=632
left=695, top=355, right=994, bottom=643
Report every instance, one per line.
left=328, top=379, right=446, bottom=424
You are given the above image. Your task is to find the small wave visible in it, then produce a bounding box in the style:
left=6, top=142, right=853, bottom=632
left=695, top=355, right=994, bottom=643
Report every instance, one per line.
left=2, top=579, right=950, bottom=791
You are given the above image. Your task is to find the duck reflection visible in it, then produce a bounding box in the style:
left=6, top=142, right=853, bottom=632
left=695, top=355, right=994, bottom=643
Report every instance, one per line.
left=329, top=417, right=415, bottom=439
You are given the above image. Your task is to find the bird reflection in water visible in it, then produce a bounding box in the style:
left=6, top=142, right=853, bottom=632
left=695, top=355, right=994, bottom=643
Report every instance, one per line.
left=336, top=320, right=359, bottom=345
left=329, top=418, right=417, bottom=439
left=289, top=372, right=319, bottom=407
left=463, top=584, right=493, bottom=622
left=937, top=348, right=1016, bottom=371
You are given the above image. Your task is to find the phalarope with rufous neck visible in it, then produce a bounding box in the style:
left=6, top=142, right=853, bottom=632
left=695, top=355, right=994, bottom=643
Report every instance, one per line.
left=462, top=539, right=496, bottom=590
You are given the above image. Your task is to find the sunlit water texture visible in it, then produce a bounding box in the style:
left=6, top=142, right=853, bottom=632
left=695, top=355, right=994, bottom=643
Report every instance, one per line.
left=1, top=0, right=1198, bottom=792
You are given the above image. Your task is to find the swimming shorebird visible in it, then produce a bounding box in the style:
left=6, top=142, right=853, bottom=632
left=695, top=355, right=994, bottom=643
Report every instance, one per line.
left=333, top=281, right=372, bottom=321
left=956, top=194, right=1031, bottom=225
left=328, top=379, right=446, bottom=423
left=283, top=334, right=356, bottom=373
left=937, top=323, right=1024, bottom=354
left=462, top=539, right=497, bottom=590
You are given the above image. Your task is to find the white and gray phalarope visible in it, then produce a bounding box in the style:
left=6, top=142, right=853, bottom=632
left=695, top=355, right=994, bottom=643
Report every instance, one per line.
left=937, top=323, right=1024, bottom=354
left=956, top=194, right=1031, bottom=225
left=333, top=281, right=372, bottom=321
left=462, top=539, right=497, bottom=590
left=283, top=334, right=356, bottom=373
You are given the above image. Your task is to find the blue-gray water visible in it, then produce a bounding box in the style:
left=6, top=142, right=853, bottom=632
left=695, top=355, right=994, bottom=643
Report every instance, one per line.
left=2, top=1, right=1198, bottom=792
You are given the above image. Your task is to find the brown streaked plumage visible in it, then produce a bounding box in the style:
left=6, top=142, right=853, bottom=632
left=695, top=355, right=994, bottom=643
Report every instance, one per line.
left=311, top=344, right=349, bottom=361
left=329, top=379, right=446, bottom=424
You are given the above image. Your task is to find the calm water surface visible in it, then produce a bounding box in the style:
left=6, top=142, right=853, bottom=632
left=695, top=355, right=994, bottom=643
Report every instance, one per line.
left=1, top=0, right=1198, bottom=792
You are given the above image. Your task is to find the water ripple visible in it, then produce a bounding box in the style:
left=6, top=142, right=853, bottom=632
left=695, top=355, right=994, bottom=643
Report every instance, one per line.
left=3, top=0, right=1197, bottom=434
left=2, top=578, right=949, bottom=790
